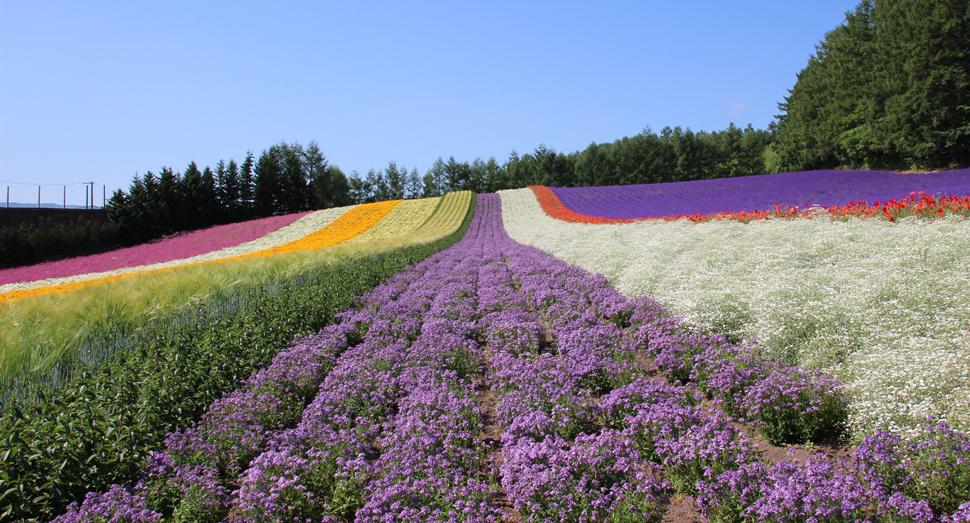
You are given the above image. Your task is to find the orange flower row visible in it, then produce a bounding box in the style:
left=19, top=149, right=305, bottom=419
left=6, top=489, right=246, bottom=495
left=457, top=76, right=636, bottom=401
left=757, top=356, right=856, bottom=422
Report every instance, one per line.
left=529, top=186, right=970, bottom=224
left=1, top=201, right=401, bottom=304
left=233, top=199, right=400, bottom=258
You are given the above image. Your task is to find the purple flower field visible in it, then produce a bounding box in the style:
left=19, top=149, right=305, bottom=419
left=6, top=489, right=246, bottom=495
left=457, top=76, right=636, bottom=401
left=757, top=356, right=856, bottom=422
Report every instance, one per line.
left=550, top=168, right=970, bottom=219
left=0, top=211, right=311, bottom=286
left=56, top=195, right=970, bottom=522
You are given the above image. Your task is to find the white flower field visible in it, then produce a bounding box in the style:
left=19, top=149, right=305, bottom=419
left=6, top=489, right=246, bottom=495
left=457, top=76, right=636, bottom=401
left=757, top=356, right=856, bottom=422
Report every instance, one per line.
left=500, top=188, right=970, bottom=438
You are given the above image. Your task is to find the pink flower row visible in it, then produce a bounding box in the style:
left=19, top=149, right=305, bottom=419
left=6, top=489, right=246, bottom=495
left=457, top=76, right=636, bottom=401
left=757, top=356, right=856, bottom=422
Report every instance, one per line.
left=0, top=212, right=312, bottom=286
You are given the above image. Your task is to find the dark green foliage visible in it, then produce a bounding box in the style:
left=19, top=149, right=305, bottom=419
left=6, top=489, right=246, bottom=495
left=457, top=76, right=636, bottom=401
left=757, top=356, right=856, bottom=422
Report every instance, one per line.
left=384, top=124, right=771, bottom=205
left=179, top=162, right=207, bottom=231
left=105, top=141, right=352, bottom=248
left=0, top=201, right=475, bottom=522
left=775, top=0, right=970, bottom=170
left=239, top=151, right=256, bottom=216
left=0, top=218, right=119, bottom=269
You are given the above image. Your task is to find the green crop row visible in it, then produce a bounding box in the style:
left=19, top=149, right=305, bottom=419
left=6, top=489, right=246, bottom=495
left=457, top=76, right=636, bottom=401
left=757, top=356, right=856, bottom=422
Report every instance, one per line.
left=0, top=196, right=475, bottom=522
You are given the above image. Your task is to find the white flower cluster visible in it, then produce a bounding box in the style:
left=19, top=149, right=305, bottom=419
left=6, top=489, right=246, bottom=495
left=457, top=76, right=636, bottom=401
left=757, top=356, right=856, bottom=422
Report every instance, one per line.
left=0, top=206, right=355, bottom=295
left=499, top=188, right=970, bottom=438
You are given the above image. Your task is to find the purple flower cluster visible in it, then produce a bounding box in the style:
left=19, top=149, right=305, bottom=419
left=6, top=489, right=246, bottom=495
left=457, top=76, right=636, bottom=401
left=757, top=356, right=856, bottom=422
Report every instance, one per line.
left=632, top=313, right=849, bottom=446
left=550, top=168, right=970, bottom=219
left=52, top=484, right=163, bottom=523
left=693, top=420, right=970, bottom=523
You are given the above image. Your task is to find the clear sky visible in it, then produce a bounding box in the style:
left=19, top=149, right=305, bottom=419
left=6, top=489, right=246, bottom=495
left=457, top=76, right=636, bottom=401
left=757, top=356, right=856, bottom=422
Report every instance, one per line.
left=1, top=1, right=859, bottom=206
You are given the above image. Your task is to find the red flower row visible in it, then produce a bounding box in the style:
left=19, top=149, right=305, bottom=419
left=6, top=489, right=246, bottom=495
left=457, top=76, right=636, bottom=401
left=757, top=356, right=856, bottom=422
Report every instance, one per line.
left=528, top=186, right=970, bottom=224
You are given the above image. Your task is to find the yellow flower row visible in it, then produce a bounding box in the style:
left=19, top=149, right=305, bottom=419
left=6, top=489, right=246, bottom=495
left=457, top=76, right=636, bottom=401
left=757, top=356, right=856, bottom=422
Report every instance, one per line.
left=348, top=197, right=440, bottom=244
left=406, top=191, right=472, bottom=241
left=0, top=200, right=401, bottom=304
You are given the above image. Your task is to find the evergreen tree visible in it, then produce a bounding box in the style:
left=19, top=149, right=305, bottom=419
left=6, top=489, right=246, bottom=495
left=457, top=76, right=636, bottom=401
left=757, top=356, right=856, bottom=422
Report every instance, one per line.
left=423, top=157, right=446, bottom=197
left=775, top=0, right=970, bottom=170
left=105, top=189, right=135, bottom=245
left=347, top=170, right=371, bottom=204
left=365, top=168, right=389, bottom=202
left=278, top=142, right=308, bottom=214
left=240, top=151, right=256, bottom=218
left=157, top=166, right=179, bottom=234
left=201, top=166, right=218, bottom=226
left=385, top=161, right=405, bottom=200
left=254, top=149, right=282, bottom=217
left=481, top=156, right=504, bottom=192
left=405, top=167, right=422, bottom=199
left=328, top=166, right=352, bottom=207
left=218, top=159, right=242, bottom=221
left=141, top=171, right=162, bottom=239
left=444, top=156, right=471, bottom=191
left=179, top=162, right=206, bottom=229
left=305, top=141, right=330, bottom=209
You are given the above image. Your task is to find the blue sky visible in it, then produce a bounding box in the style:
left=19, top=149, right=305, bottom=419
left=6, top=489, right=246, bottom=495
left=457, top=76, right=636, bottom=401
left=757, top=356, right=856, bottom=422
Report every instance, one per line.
left=1, top=1, right=859, bottom=206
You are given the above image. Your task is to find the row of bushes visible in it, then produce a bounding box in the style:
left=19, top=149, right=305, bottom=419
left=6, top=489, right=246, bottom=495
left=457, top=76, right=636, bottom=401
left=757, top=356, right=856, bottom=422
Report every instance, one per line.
left=0, top=199, right=474, bottom=522
left=0, top=218, right=119, bottom=269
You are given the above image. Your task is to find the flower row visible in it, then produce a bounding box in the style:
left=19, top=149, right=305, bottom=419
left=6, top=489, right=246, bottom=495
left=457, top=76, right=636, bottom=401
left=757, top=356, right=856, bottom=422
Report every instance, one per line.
left=347, top=197, right=439, bottom=243
left=533, top=185, right=970, bottom=224
left=547, top=168, right=970, bottom=220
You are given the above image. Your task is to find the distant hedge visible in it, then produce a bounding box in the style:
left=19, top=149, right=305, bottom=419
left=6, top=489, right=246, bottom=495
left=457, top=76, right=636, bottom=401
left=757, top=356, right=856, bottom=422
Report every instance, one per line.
left=0, top=218, right=119, bottom=269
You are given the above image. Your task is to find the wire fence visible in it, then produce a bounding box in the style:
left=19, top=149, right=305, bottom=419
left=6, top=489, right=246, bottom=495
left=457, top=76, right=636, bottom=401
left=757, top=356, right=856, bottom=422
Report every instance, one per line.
left=0, top=181, right=107, bottom=209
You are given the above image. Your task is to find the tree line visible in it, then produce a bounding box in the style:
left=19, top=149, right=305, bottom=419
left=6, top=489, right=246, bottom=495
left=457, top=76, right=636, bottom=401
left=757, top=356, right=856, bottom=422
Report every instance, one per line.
left=106, top=141, right=352, bottom=245
left=773, top=0, right=970, bottom=170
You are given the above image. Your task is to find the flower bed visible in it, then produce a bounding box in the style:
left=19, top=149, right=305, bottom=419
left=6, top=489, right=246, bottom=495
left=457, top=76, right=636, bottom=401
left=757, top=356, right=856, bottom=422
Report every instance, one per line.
left=347, top=197, right=439, bottom=243
left=533, top=185, right=970, bottom=224
left=547, top=168, right=970, bottom=220
left=53, top=193, right=970, bottom=522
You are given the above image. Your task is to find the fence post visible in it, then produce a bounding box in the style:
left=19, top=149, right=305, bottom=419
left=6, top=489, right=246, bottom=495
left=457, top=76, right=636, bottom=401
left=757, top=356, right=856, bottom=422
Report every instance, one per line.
left=38, top=186, right=41, bottom=208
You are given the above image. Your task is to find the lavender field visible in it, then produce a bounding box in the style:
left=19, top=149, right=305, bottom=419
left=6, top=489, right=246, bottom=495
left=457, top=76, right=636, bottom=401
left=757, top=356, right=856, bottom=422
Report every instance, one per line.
left=56, top=194, right=970, bottom=522
left=551, top=168, right=970, bottom=219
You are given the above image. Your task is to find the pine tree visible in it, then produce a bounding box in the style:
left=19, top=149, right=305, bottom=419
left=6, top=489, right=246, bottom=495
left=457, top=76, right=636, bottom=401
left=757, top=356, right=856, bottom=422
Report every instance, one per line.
left=328, top=166, right=352, bottom=206
left=775, top=0, right=969, bottom=170
left=200, top=166, right=218, bottom=226
left=254, top=149, right=282, bottom=217
left=180, top=161, right=205, bottom=229
left=240, top=151, right=255, bottom=219
left=305, top=141, right=330, bottom=209
left=158, top=167, right=178, bottom=234
left=220, top=158, right=241, bottom=220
